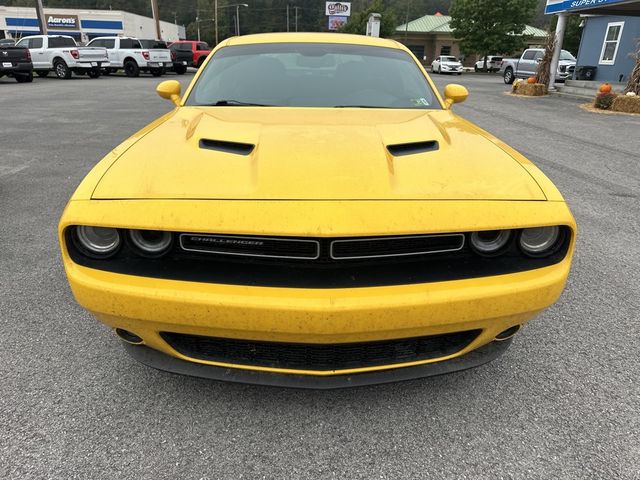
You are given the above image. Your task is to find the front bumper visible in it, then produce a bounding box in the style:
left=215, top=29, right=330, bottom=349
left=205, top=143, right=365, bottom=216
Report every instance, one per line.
left=60, top=199, right=575, bottom=383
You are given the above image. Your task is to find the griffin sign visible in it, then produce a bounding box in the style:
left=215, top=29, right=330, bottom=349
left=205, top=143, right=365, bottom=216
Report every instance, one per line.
left=325, top=2, right=351, bottom=16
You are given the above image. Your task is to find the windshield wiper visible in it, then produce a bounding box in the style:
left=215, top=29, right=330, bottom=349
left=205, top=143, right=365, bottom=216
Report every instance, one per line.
left=212, top=100, right=275, bottom=106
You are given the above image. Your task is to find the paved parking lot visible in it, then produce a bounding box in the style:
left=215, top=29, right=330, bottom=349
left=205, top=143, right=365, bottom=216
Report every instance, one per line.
left=1, top=72, right=639, bottom=479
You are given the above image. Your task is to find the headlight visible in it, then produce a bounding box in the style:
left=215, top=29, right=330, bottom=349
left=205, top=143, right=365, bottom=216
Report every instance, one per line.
left=129, top=229, right=173, bottom=257
left=519, top=226, right=561, bottom=257
left=74, top=226, right=121, bottom=258
left=469, top=230, right=511, bottom=256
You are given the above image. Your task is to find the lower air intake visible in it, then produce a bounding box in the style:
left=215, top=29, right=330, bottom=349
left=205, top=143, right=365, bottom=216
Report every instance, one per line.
left=160, top=330, right=481, bottom=371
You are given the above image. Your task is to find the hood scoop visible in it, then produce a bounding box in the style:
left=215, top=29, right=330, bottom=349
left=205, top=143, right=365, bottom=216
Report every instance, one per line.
left=199, top=138, right=255, bottom=156
left=387, top=140, right=439, bottom=157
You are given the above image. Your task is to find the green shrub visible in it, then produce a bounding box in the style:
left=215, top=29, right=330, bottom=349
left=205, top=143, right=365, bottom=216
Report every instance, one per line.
left=594, top=92, right=617, bottom=110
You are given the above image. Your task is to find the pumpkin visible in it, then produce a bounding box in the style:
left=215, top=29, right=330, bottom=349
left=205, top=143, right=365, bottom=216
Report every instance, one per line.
left=599, top=83, right=612, bottom=93
left=527, top=76, right=537, bottom=84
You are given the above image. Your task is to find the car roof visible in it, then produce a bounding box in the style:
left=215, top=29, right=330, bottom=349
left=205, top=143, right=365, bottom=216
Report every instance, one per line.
left=223, top=32, right=404, bottom=50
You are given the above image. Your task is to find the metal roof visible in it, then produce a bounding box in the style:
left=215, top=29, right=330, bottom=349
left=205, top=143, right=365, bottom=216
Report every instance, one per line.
left=397, top=15, right=548, bottom=38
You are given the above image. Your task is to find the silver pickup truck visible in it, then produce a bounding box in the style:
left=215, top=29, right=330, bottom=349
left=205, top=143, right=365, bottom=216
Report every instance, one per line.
left=499, top=48, right=576, bottom=84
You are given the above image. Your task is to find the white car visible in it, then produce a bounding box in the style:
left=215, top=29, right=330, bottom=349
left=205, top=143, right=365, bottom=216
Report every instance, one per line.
left=15, top=35, right=109, bottom=79
left=87, top=36, right=172, bottom=77
left=474, top=56, right=503, bottom=72
left=431, top=56, right=463, bottom=75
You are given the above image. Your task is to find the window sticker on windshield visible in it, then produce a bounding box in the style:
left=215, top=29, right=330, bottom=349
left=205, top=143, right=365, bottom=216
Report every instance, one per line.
left=411, top=98, right=430, bottom=106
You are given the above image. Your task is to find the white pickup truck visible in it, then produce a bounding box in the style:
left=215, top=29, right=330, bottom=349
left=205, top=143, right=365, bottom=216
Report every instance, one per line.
left=14, top=35, right=109, bottom=79
left=87, top=36, right=172, bottom=77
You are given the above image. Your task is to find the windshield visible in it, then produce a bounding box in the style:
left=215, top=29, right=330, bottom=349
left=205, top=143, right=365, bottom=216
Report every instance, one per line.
left=560, top=50, right=576, bottom=61
left=442, top=56, right=458, bottom=62
left=185, top=43, right=439, bottom=109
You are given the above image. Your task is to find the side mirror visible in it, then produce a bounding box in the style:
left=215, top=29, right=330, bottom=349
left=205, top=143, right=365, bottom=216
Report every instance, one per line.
left=156, top=80, right=182, bottom=107
left=443, top=84, right=469, bottom=109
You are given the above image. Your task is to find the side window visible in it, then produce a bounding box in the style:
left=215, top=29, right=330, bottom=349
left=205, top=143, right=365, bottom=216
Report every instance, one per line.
left=16, top=38, right=29, bottom=48
left=522, top=50, right=536, bottom=60
left=104, top=39, right=115, bottom=49
left=533, top=51, right=544, bottom=61
left=49, top=37, right=76, bottom=48
left=31, top=37, right=43, bottom=49
left=90, top=39, right=103, bottom=48
left=600, top=22, right=624, bottom=64
left=197, top=42, right=209, bottom=51
left=120, top=39, right=141, bottom=49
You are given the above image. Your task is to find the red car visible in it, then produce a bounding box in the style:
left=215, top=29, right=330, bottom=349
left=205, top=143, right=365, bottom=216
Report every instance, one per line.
left=168, top=40, right=211, bottom=69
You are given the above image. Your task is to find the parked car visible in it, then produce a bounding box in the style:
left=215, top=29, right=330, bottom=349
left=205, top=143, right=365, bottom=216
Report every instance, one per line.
left=15, top=35, right=108, bottom=79
left=500, top=48, right=576, bottom=84
left=87, top=36, right=171, bottom=77
left=0, top=44, right=33, bottom=83
left=59, top=33, right=576, bottom=389
left=167, top=42, right=191, bottom=74
left=138, top=39, right=185, bottom=75
left=474, top=56, right=503, bottom=72
left=168, top=40, right=211, bottom=68
left=431, top=55, right=463, bottom=75
left=0, top=38, right=16, bottom=47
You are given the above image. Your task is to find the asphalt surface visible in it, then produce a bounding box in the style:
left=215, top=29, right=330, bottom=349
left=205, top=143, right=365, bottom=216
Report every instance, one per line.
left=1, top=71, right=639, bottom=479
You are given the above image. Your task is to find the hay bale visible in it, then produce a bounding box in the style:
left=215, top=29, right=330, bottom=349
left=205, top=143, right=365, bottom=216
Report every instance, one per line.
left=612, top=95, right=640, bottom=114
left=514, top=83, right=546, bottom=96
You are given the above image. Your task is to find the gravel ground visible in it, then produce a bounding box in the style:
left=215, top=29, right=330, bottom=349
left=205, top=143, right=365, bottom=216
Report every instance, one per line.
left=1, top=71, right=638, bottom=479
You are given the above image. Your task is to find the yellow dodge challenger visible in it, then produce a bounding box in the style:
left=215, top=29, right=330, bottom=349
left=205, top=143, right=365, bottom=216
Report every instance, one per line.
left=59, top=33, right=576, bottom=388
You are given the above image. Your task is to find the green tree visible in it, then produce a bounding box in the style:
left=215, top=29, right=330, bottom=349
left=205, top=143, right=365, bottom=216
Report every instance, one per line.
left=450, top=0, right=538, bottom=69
left=339, top=0, right=397, bottom=38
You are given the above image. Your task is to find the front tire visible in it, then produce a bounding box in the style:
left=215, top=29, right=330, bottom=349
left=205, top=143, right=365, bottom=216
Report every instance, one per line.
left=124, top=60, right=140, bottom=78
left=503, top=67, right=515, bottom=84
left=54, top=59, right=72, bottom=79
left=174, top=65, right=187, bottom=75
left=151, top=68, right=162, bottom=77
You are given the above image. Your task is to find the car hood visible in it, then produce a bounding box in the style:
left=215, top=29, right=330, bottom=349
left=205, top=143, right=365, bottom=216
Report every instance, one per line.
left=92, top=107, right=546, bottom=201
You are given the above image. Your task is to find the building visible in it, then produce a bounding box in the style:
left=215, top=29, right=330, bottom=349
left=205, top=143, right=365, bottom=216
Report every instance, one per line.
left=394, top=14, right=548, bottom=66
left=576, top=15, right=639, bottom=83
left=0, top=6, right=186, bottom=44
left=546, top=0, right=640, bottom=83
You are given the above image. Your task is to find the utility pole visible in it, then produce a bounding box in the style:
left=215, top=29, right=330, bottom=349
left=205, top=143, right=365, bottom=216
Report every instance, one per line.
left=196, top=9, right=200, bottom=42
left=404, top=0, right=410, bottom=41
left=287, top=5, right=290, bottom=32
left=35, top=0, right=47, bottom=35
left=294, top=6, right=300, bottom=32
left=214, top=0, right=219, bottom=45
left=236, top=4, right=240, bottom=36
left=150, top=0, right=162, bottom=40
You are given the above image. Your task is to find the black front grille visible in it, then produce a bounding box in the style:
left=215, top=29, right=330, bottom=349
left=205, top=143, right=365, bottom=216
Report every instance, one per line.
left=66, top=228, right=572, bottom=288
left=160, top=330, right=481, bottom=371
